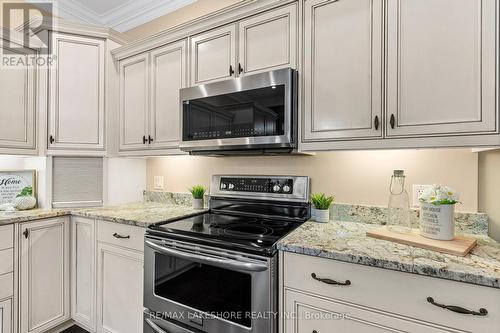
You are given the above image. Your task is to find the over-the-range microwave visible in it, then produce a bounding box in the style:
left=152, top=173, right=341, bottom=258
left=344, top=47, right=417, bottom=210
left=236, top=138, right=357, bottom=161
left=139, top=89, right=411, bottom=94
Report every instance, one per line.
left=179, top=68, right=297, bottom=155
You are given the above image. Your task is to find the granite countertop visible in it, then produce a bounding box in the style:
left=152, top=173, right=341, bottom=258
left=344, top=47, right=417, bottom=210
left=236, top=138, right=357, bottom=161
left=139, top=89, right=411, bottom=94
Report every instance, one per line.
left=278, top=221, right=500, bottom=289
left=0, top=202, right=207, bottom=228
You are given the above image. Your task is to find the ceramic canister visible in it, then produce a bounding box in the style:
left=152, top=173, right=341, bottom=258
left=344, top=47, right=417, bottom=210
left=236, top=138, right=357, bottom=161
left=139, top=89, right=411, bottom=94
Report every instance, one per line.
left=420, top=202, right=455, bottom=240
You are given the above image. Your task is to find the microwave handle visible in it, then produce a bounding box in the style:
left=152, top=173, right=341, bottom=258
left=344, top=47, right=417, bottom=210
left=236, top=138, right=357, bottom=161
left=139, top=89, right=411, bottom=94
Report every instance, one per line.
left=145, top=240, right=268, bottom=272
left=145, top=318, right=170, bottom=333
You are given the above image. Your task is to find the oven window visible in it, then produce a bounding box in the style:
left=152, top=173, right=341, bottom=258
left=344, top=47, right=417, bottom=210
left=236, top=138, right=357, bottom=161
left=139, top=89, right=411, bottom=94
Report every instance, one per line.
left=182, top=85, right=286, bottom=141
left=154, top=253, right=252, bottom=328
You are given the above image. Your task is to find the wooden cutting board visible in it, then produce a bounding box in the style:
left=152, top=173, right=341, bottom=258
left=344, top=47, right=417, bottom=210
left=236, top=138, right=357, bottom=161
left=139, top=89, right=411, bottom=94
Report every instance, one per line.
left=366, top=228, right=477, bottom=256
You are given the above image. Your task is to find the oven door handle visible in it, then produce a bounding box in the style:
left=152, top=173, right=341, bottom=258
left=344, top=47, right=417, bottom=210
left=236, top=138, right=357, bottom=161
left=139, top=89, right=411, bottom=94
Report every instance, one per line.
left=145, top=318, right=170, bottom=333
left=145, top=240, right=268, bottom=272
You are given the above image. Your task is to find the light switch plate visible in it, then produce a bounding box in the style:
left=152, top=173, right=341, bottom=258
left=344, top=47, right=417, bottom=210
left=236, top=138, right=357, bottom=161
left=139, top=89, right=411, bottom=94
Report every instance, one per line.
left=412, top=185, right=429, bottom=207
left=154, top=176, right=164, bottom=190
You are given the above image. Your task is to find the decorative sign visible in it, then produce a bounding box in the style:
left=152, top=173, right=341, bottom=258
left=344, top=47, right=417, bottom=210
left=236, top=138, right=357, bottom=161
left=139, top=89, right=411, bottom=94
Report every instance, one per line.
left=0, top=170, right=36, bottom=205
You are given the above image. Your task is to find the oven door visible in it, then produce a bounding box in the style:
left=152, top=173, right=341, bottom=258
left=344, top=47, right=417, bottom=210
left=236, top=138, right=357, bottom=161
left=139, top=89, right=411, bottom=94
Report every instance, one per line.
left=144, top=236, right=277, bottom=333
left=179, top=68, right=296, bottom=153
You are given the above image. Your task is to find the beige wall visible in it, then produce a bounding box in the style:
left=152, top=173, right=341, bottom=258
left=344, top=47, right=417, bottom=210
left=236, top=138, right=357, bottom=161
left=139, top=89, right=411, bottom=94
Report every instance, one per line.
left=147, top=149, right=479, bottom=212
left=479, top=150, right=500, bottom=241
left=125, top=0, right=243, bottom=40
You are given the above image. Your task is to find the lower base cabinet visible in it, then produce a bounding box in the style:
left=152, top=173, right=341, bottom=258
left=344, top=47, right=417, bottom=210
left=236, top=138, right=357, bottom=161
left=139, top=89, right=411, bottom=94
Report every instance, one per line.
left=96, top=243, right=144, bottom=333
left=0, top=298, right=12, bottom=333
left=19, top=217, right=70, bottom=333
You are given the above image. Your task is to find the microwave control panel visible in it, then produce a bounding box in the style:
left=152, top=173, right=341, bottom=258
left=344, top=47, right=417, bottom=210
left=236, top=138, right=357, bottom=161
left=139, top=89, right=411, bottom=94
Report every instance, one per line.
left=219, top=177, right=293, bottom=194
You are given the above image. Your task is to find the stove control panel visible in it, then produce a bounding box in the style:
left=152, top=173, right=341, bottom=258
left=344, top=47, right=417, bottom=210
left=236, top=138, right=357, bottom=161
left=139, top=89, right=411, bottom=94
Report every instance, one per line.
left=220, top=177, right=294, bottom=194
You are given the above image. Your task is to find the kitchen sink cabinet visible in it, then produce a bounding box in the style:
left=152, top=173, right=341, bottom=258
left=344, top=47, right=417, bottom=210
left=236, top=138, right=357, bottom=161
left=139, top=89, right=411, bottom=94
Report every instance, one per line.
left=18, top=217, right=70, bottom=333
left=189, top=3, right=298, bottom=86
left=48, top=33, right=106, bottom=153
left=119, top=40, right=187, bottom=155
left=0, top=38, right=37, bottom=155
left=280, top=252, right=500, bottom=333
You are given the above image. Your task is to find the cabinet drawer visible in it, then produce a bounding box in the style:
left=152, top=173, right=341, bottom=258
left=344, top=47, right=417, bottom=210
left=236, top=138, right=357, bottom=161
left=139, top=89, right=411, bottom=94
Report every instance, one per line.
left=97, top=221, right=145, bottom=252
left=0, top=272, right=13, bottom=299
left=283, top=252, right=500, bottom=332
left=0, top=225, right=13, bottom=250
left=0, top=248, right=13, bottom=275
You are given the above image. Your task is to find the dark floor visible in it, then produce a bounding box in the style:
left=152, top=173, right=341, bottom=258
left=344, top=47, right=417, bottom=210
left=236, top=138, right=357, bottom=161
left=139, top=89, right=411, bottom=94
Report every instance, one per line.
left=61, top=325, right=89, bottom=333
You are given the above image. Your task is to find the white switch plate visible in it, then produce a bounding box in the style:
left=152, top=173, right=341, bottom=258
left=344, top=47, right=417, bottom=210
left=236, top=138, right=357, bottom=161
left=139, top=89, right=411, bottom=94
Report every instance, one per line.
left=412, top=185, right=429, bottom=207
left=154, top=176, right=164, bottom=190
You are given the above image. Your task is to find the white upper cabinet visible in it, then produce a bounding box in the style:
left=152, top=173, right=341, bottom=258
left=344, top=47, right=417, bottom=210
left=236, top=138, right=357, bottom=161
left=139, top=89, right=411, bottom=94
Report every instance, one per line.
left=149, top=40, right=187, bottom=150
left=19, top=218, right=70, bottom=333
left=119, top=53, right=149, bottom=152
left=302, top=0, right=383, bottom=142
left=0, top=42, right=37, bottom=153
left=238, top=3, right=297, bottom=76
left=386, top=0, right=498, bottom=138
left=48, top=33, right=105, bottom=151
left=190, top=24, right=237, bottom=86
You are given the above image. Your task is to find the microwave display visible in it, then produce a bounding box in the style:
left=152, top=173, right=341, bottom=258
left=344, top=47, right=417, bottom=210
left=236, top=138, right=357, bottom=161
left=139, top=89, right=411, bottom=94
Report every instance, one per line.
left=182, top=85, right=286, bottom=141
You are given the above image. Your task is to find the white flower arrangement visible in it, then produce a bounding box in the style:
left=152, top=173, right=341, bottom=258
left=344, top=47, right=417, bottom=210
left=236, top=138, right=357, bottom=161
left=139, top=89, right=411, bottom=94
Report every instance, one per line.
left=419, top=185, right=460, bottom=205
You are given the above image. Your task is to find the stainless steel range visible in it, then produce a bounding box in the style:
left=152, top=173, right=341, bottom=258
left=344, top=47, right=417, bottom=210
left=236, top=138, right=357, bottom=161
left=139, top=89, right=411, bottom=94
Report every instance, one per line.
left=144, top=175, right=310, bottom=333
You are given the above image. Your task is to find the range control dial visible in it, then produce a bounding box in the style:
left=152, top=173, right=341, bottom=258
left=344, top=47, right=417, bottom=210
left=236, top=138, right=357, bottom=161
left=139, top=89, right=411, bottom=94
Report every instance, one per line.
left=228, top=183, right=235, bottom=190
left=272, top=184, right=281, bottom=192
left=282, top=185, right=291, bottom=193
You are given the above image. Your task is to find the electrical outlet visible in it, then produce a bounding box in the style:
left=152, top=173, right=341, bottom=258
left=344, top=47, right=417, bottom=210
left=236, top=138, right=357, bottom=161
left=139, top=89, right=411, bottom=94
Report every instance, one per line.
left=412, top=185, right=429, bottom=207
left=154, top=176, right=164, bottom=190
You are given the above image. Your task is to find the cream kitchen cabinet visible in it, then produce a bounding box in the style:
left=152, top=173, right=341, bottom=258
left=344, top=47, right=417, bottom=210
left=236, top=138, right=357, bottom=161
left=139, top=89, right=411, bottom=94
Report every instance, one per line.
left=189, top=3, right=298, bottom=85
left=71, top=217, right=97, bottom=332
left=300, top=0, right=499, bottom=150
left=281, top=252, right=500, bottom=333
left=385, top=0, right=497, bottom=138
left=119, top=40, right=187, bottom=155
left=0, top=224, right=13, bottom=333
left=0, top=39, right=37, bottom=155
left=302, top=0, right=383, bottom=142
left=18, top=217, right=70, bottom=333
left=48, top=33, right=106, bottom=153
left=0, top=298, right=12, bottom=333
left=96, top=222, right=145, bottom=333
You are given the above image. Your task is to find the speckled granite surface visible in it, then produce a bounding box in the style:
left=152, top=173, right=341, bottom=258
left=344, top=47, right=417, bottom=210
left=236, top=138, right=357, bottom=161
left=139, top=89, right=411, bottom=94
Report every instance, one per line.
left=0, top=202, right=206, bottom=228
left=278, top=221, right=500, bottom=289
left=332, top=203, right=488, bottom=235
left=72, top=202, right=206, bottom=227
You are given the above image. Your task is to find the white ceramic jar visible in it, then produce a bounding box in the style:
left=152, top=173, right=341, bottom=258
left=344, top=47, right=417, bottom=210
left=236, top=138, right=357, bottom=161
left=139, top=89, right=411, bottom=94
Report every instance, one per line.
left=420, top=202, right=455, bottom=240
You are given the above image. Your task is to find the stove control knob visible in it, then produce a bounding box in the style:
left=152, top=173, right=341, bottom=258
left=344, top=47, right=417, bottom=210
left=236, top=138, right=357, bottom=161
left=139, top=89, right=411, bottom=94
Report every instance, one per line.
left=272, top=184, right=281, bottom=192
left=220, top=183, right=227, bottom=190
left=228, top=183, right=235, bottom=190
left=282, top=185, right=291, bottom=193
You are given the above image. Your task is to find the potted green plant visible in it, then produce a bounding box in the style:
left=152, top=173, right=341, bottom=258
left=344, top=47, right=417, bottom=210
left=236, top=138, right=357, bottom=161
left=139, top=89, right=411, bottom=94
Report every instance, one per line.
left=310, top=193, right=334, bottom=223
left=419, top=184, right=460, bottom=240
left=189, top=185, right=206, bottom=210
left=14, top=186, right=37, bottom=210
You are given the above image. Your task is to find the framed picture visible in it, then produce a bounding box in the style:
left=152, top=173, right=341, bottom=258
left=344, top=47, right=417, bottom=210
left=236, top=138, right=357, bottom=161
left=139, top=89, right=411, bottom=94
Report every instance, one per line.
left=0, top=170, right=37, bottom=205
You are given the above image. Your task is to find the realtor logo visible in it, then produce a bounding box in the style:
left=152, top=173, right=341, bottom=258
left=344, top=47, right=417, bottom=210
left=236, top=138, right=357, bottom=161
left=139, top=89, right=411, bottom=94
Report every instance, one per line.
left=2, top=2, right=52, bottom=54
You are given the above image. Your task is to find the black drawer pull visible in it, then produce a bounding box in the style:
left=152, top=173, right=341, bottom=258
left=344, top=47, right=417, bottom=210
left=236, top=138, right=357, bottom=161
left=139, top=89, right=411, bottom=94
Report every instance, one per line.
left=390, top=114, right=396, bottom=129
left=143, top=135, right=147, bottom=144
left=113, top=233, right=130, bottom=239
left=374, top=115, right=380, bottom=130
left=427, top=297, right=488, bottom=316
left=49, top=135, right=55, bottom=144
left=311, top=273, right=351, bottom=286
left=313, top=331, right=318, bottom=333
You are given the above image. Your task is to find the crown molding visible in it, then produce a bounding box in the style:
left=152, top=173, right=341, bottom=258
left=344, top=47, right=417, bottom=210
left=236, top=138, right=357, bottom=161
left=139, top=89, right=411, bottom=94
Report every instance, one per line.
left=25, top=0, right=198, bottom=32
left=112, top=0, right=294, bottom=61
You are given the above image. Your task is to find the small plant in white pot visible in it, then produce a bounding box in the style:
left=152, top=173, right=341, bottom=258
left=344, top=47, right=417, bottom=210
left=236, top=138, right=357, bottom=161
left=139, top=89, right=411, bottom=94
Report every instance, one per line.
left=189, top=185, right=206, bottom=210
left=310, top=193, right=334, bottom=223
left=419, top=185, right=460, bottom=240
left=14, top=186, right=37, bottom=210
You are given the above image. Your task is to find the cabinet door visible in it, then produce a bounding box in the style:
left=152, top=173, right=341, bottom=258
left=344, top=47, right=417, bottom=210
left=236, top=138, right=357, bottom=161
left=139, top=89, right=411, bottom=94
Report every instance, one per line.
left=19, top=218, right=70, bottom=333
left=0, top=298, right=12, bottom=333
left=386, top=0, right=498, bottom=138
left=119, top=53, right=149, bottom=151
left=0, top=43, right=36, bottom=151
left=48, top=33, right=105, bottom=150
left=302, top=0, right=383, bottom=142
left=238, top=3, right=297, bottom=76
left=71, top=217, right=96, bottom=332
left=96, top=243, right=143, bottom=333
left=190, top=24, right=237, bottom=85
left=284, top=290, right=451, bottom=333
left=149, top=40, right=187, bottom=150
